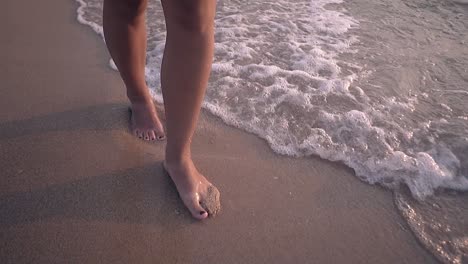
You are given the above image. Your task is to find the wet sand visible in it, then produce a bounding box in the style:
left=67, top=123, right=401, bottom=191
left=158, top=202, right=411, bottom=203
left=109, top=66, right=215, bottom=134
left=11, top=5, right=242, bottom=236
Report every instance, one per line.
left=0, top=0, right=438, bottom=263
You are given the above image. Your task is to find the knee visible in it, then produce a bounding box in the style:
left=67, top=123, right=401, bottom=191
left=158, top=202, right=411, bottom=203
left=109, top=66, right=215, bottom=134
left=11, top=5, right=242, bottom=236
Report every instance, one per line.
left=170, top=0, right=215, bottom=34
left=112, top=0, right=147, bottom=18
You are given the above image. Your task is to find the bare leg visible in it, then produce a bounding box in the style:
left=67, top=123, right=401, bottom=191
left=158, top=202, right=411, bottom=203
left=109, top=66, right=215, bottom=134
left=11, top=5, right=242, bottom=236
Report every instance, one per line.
left=161, top=0, right=220, bottom=219
left=103, top=0, right=165, bottom=141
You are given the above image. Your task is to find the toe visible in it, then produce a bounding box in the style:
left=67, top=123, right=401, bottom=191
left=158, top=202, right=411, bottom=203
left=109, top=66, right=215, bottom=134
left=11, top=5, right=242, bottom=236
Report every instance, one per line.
left=148, top=130, right=156, bottom=141
left=156, top=134, right=166, bottom=141
left=182, top=194, right=209, bottom=220
left=135, top=129, right=144, bottom=139
left=143, top=131, right=151, bottom=141
left=200, top=185, right=221, bottom=217
left=155, top=127, right=166, bottom=141
left=154, top=121, right=166, bottom=141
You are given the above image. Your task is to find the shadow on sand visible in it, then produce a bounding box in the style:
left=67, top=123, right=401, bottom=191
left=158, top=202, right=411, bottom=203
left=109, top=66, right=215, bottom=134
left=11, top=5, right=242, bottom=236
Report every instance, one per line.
left=0, top=164, right=197, bottom=228
left=0, top=103, right=199, bottom=228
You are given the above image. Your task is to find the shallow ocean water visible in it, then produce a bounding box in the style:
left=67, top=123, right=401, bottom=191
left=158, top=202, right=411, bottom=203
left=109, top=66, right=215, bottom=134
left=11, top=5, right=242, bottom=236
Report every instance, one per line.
left=76, top=0, right=468, bottom=262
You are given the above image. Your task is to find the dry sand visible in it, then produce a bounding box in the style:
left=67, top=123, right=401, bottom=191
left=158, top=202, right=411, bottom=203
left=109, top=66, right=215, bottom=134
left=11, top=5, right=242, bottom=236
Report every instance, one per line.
left=0, top=0, right=438, bottom=263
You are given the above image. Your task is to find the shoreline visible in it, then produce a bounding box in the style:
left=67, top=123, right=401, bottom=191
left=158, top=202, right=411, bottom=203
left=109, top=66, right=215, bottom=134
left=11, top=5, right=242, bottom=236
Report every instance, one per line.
left=0, top=0, right=438, bottom=263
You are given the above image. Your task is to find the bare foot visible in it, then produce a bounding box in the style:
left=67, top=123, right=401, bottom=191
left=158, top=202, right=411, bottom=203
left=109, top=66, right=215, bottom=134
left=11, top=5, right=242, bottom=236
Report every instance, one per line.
left=129, top=97, right=166, bottom=141
left=163, top=159, right=221, bottom=220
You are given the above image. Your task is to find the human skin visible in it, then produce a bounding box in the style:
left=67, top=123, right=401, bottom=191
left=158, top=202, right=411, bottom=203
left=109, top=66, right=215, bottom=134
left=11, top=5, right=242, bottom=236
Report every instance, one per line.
left=103, top=0, right=220, bottom=220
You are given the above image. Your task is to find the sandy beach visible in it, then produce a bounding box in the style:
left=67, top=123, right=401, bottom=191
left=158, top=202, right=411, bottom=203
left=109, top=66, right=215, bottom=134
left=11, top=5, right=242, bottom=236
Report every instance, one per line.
left=0, top=0, right=440, bottom=263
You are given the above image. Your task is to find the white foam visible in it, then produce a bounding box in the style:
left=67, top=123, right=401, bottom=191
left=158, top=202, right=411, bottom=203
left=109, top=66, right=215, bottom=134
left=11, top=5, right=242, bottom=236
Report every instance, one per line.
left=396, top=192, right=468, bottom=264
left=75, top=0, right=104, bottom=38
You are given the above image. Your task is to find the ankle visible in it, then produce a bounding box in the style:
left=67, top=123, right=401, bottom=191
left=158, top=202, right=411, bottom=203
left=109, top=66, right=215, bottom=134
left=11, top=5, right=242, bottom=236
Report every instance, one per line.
left=165, top=152, right=193, bottom=167
left=127, top=90, right=152, bottom=104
